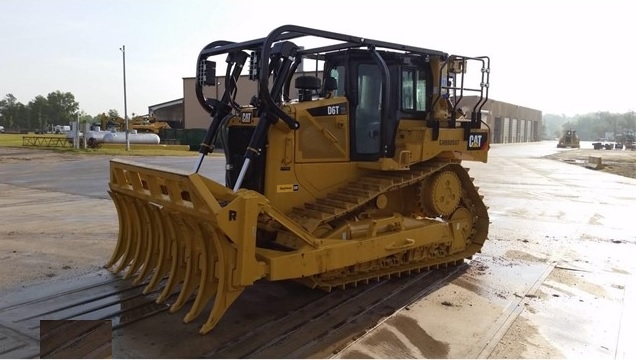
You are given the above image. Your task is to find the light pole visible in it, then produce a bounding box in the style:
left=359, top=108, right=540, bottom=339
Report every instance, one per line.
left=119, top=45, right=130, bottom=151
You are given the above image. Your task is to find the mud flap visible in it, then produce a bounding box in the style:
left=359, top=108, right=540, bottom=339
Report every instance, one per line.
left=106, top=159, right=266, bottom=334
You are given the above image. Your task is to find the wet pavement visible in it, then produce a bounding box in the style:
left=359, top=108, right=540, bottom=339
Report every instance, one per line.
left=0, top=141, right=634, bottom=358
left=336, top=141, right=635, bottom=359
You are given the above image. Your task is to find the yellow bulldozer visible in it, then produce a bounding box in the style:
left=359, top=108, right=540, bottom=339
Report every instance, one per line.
left=106, top=25, right=491, bottom=334
left=556, top=129, right=580, bottom=148
left=97, top=114, right=171, bottom=134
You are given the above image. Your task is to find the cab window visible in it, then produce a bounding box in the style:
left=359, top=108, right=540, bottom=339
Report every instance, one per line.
left=401, top=69, right=427, bottom=112
left=329, top=66, right=346, bottom=96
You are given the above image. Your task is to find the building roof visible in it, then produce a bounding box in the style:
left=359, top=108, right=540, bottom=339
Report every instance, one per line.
left=148, top=98, right=183, bottom=112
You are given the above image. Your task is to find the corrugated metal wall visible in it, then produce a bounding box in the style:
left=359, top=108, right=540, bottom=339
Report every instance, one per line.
left=459, top=96, right=542, bottom=143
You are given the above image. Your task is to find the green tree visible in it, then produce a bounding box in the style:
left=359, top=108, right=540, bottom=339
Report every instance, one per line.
left=27, top=95, right=49, bottom=131
left=0, top=94, right=21, bottom=129
left=46, top=91, right=79, bottom=124
left=107, top=109, right=120, bottom=118
left=79, top=111, right=93, bottom=124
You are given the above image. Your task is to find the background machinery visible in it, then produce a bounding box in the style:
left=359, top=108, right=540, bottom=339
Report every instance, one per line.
left=96, top=114, right=171, bottom=135
left=557, top=129, right=580, bottom=148
left=106, top=25, right=491, bottom=334
left=616, top=131, right=635, bottom=150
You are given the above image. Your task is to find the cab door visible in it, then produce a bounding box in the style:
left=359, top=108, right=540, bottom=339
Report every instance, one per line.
left=351, top=63, right=383, bottom=159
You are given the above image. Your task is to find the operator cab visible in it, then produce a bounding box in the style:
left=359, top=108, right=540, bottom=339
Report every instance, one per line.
left=322, top=50, right=434, bottom=161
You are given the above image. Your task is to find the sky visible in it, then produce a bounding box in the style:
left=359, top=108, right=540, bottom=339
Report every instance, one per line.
left=0, top=0, right=635, bottom=118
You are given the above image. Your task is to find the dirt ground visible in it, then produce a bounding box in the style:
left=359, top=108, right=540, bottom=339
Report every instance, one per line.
left=543, top=144, right=636, bottom=179
left=0, top=148, right=116, bottom=292
left=0, top=148, right=95, bottom=164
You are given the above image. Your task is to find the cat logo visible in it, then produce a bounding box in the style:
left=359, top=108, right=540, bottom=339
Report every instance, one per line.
left=277, top=184, right=300, bottom=193
left=467, top=133, right=488, bottom=150
left=241, top=112, right=253, bottom=123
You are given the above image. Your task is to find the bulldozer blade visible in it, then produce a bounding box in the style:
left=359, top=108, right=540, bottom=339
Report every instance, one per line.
left=106, top=159, right=266, bottom=334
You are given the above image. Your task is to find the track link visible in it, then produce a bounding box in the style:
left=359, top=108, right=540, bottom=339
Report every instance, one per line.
left=288, top=163, right=447, bottom=233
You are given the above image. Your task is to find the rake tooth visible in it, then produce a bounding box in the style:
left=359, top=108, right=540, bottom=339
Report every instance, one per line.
left=105, top=191, right=128, bottom=268
left=144, top=210, right=175, bottom=294
left=199, top=235, right=243, bottom=335
left=183, top=224, right=219, bottom=323
left=123, top=200, right=147, bottom=279
left=113, top=195, right=140, bottom=274
left=133, top=203, right=161, bottom=285
left=156, top=223, right=187, bottom=304
left=170, top=218, right=200, bottom=313
left=107, top=192, right=134, bottom=270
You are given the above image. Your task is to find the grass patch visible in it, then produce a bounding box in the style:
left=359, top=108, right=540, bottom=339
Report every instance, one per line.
left=0, top=133, right=209, bottom=157
left=0, top=133, right=55, bottom=147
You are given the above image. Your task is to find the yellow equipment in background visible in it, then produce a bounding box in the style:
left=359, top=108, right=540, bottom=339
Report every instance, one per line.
left=557, top=129, right=580, bottom=148
left=97, top=114, right=171, bottom=134
left=106, top=25, right=491, bottom=334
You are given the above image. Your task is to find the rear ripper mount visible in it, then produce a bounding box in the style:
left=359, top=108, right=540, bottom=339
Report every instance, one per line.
left=106, top=24, right=490, bottom=334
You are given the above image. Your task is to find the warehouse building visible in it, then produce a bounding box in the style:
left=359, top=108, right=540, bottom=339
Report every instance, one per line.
left=458, top=96, right=542, bottom=143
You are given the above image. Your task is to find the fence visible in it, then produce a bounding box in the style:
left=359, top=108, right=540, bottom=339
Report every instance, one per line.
left=22, top=136, right=71, bottom=148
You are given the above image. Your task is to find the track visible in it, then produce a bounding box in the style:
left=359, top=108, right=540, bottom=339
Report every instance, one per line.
left=283, top=162, right=488, bottom=290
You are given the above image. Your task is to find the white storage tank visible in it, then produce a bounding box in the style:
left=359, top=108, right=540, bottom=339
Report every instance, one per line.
left=66, top=130, right=115, bottom=147
left=86, top=130, right=113, bottom=147
left=102, top=131, right=160, bottom=144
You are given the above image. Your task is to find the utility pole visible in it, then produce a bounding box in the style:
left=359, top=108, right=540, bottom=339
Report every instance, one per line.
left=120, top=45, right=130, bottom=151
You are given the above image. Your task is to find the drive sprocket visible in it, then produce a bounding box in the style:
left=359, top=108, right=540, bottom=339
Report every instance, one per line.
left=419, top=170, right=462, bottom=217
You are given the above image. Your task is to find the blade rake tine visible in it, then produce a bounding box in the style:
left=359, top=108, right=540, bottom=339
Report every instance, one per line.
left=199, top=235, right=243, bottom=335
left=144, top=207, right=174, bottom=294
left=183, top=224, right=219, bottom=323
left=156, top=216, right=187, bottom=304
left=123, top=199, right=148, bottom=279
left=113, top=194, right=141, bottom=274
left=133, top=202, right=160, bottom=285
left=105, top=191, right=128, bottom=269
left=170, top=217, right=200, bottom=313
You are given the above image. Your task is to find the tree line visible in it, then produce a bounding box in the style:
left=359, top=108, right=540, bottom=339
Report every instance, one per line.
left=0, top=92, right=124, bottom=133
left=543, top=112, right=635, bottom=141
left=3, top=91, right=633, bottom=141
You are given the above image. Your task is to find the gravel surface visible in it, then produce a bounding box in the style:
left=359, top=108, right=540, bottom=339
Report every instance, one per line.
left=543, top=141, right=636, bottom=179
